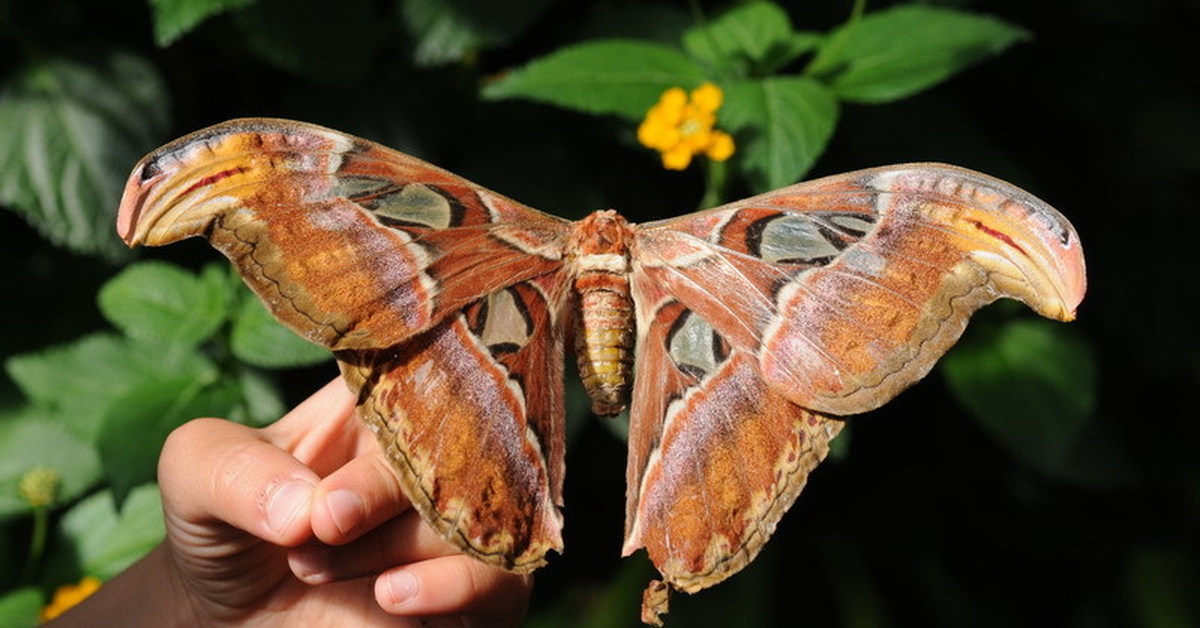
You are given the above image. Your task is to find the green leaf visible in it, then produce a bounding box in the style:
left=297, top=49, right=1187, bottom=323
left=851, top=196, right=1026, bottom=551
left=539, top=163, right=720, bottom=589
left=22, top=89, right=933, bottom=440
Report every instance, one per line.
left=482, top=39, right=707, bottom=120
left=233, top=367, right=286, bottom=426
left=230, top=291, right=334, bottom=369
left=0, top=407, right=102, bottom=519
left=98, top=261, right=233, bottom=350
left=0, top=587, right=41, bottom=628
left=46, top=484, right=164, bottom=582
left=235, top=0, right=385, bottom=84
left=682, top=2, right=812, bottom=75
left=97, top=376, right=238, bottom=503
left=810, top=5, right=1028, bottom=104
left=942, top=317, right=1098, bottom=478
left=5, top=333, right=217, bottom=439
left=721, top=77, right=838, bottom=191
left=400, top=0, right=553, bottom=67
left=777, top=32, right=824, bottom=72
left=0, top=51, right=169, bottom=260
left=148, top=0, right=257, bottom=46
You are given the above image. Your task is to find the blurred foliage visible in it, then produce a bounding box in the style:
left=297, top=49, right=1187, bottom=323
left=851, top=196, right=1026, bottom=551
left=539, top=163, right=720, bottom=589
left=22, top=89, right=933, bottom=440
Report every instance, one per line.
left=0, top=0, right=1196, bottom=626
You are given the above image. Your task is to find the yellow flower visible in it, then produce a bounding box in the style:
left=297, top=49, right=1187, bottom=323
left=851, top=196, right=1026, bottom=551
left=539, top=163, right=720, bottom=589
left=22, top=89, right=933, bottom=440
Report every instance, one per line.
left=40, top=576, right=102, bottom=622
left=637, top=82, right=736, bottom=170
left=18, top=467, right=60, bottom=508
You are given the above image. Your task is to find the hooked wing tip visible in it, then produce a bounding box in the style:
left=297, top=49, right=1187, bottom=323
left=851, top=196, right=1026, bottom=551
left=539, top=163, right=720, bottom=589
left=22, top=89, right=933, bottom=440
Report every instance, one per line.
left=116, top=158, right=158, bottom=246
left=1049, top=228, right=1087, bottom=322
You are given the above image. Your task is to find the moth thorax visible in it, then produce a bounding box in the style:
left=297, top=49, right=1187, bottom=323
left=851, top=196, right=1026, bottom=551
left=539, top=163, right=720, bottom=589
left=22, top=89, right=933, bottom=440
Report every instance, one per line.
left=573, top=276, right=635, bottom=416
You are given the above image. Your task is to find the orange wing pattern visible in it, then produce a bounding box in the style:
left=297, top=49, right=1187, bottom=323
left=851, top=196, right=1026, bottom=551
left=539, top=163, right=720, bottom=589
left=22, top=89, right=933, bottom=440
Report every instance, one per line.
left=117, top=119, right=1086, bottom=624
left=118, top=119, right=573, bottom=571
left=118, top=118, right=570, bottom=351
left=623, top=165, right=1084, bottom=599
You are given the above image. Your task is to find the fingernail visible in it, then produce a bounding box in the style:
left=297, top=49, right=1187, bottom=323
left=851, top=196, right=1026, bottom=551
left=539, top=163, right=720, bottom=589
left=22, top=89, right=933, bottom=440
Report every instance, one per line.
left=267, top=479, right=313, bottom=535
left=383, top=569, right=419, bottom=608
left=325, top=489, right=365, bottom=536
left=289, top=543, right=332, bottom=584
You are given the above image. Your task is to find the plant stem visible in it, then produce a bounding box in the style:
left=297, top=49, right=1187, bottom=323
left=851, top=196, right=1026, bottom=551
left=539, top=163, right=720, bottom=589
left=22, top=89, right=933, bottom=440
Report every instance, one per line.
left=700, top=159, right=728, bottom=209
left=21, top=505, right=49, bottom=583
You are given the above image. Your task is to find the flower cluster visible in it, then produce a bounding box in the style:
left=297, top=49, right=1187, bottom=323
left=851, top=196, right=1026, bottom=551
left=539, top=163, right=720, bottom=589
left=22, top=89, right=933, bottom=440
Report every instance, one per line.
left=637, top=83, right=736, bottom=170
left=40, top=576, right=102, bottom=622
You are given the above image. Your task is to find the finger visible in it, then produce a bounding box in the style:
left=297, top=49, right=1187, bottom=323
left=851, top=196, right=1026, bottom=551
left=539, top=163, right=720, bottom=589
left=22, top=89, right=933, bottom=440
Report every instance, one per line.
left=158, top=417, right=319, bottom=546
left=309, top=448, right=412, bottom=544
left=262, top=378, right=362, bottom=474
left=290, top=510, right=458, bottom=584
left=375, top=554, right=533, bottom=624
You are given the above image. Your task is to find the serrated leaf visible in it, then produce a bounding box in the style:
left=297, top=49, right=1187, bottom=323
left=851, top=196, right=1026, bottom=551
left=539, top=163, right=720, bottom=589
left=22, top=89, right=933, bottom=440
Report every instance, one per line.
left=234, top=367, right=286, bottom=426
left=97, top=376, right=238, bottom=503
left=0, top=51, right=168, bottom=260
left=942, top=317, right=1098, bottom=478
left=401, top=0, right=553, bottom=67
left=0, top=588, right=42, bottom=628
left=682, top=2, right=808, bottom=75
left=483, top=39, right=707, bottom=120
left=98, top=261, right=232, bottom=350
left=721, top=77, right=838, bottom=191
left=46, top=485, right=164, bottom=582
left=149, top=0, right=257, bottom=46
left=234, top=0, right=385, bottom=85
left=810, top=5, right=1027, bottom=104
left=230, top=293, right=334, bottom=369
left=5, top=333, right=217, bottom=439
left=0, top=407, right=102, bottom=519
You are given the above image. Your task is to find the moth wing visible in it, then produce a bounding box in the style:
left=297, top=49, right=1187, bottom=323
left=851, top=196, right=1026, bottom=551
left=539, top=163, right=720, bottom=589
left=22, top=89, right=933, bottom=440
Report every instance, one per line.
left=634, top=163, right=1086, bottom=416
left=622, top=279, right=842, bottom=592
left=623, top=163, right=1086, bottom=594
left=118, top=118, right=574, bottom=571
left=339, top=275, right=570, bottom=571
left=118, top=118, right=571, bottom=352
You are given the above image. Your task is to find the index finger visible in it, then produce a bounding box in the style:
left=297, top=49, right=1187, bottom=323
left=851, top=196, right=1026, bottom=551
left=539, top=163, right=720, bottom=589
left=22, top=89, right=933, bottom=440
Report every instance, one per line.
left=261, top=377, right=365, bottom=475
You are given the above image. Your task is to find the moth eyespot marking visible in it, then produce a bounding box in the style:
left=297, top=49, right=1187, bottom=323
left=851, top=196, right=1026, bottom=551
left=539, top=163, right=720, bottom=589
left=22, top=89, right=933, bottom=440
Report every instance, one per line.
left=361, top=183, right=465, bottom=229
left=826, top=214, right=875, bottom=238
left=139, top=158, right=163, bottom=182
left=666, top=310, right=723, bottom=380
left=746, top=214, right=844, bottom=265
left=335, top=176, right=398, bottom=199
left=471, top=288, right=535, bottom=354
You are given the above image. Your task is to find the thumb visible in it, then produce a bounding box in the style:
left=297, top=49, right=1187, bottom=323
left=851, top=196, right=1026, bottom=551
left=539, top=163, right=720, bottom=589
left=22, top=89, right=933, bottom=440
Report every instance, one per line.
left=158, top=418, right=320, bottom=546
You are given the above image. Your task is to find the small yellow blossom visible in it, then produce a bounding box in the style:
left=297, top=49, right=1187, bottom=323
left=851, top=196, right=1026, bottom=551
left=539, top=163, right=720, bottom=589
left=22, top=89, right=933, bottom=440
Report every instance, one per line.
left=40, top=576, right=101, bottom=622
left=19, top=467, right=60, bottom=508
left=690, top=82, right=723, bottom=112
left=637, top=82, right=736, bottom=170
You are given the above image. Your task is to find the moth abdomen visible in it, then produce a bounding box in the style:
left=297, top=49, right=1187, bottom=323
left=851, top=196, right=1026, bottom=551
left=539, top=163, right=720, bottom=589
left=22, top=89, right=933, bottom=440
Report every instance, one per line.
left=574, top=283, right=635, bottom=415
left=569, top=210, right=637, bottom=416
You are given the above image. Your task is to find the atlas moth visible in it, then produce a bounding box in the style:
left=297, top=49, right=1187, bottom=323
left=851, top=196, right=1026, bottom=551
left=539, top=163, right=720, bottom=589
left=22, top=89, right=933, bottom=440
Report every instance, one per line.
left=116, top=118, right=1086, bottom=624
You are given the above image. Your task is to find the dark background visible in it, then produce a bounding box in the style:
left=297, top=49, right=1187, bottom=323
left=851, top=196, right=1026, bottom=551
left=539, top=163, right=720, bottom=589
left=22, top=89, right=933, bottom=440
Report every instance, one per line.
left=2, top=0, right=1196, bottom=625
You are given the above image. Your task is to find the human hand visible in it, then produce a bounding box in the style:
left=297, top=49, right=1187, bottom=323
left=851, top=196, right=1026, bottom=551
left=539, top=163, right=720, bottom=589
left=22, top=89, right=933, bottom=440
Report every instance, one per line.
left=51, top=378, right=532, bottom=627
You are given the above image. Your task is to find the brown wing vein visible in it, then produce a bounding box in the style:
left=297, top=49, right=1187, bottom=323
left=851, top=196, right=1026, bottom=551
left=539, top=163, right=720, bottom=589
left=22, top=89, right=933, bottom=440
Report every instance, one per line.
left=638, top=232, right=774, bottom=348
